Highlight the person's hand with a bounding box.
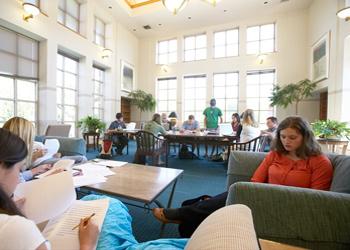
[32,149,47,161]
[79,219,100,250]
[31,164,52,176]
[47,168,64,176]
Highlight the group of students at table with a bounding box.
[0,114,334,249]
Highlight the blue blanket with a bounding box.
[82,195,188,250]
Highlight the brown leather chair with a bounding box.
[134,131,168,167]
[45,124,71,137]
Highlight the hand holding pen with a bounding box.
[74,213,100,250]
[72,213,95,230]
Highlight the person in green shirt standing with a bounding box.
[203,98,223,129]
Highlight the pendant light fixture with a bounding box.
[162,0,189,15]
[337,0,350,21]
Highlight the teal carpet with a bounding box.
[84,140,227,242]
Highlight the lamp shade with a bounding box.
[102,48,112,58]
[337,0,350,20]
[162,0,189,15]
[202,0,222,6]
[23,0,40,16]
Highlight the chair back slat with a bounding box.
[230,136,269,153]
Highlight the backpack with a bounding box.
[179,145,197,159]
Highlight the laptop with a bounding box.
[218,123,233,135]
[126,122,136,130]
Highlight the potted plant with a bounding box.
[128,90,156,122]
[270,79,317,115]
[311,119,350,140]
[77,116,106,134]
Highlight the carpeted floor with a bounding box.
[84,140,227,242]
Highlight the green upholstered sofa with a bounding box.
[226,151,350,250]
[35,136,86,157]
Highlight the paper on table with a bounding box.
[33,139,60,166]
[95,159,128,167]
[14,171,76,224]
[43,199,109,250]
[36,159,75,179]
[73,175,107,188]
[76,163,115,177]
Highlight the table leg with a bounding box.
[159,178,178,237]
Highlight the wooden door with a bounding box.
[121,97,131,123]
[319,91,328,120]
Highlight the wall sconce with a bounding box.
[101,48,112,59]
[257,54,267,64]
[22,0,40,22]
[337,0,350,21]
[161,64,169,73]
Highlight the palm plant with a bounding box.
[128,90,156,122]
[270,79,317,115]
[311,119,350,139]
[77,116,106,133]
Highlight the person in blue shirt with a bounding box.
[107,113,128,155]
[181,115,200,131]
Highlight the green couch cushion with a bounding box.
[328,154,350,194]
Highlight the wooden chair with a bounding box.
[230,135,268,153]
[134,131,168,167]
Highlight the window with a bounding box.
[94,17,105,47]
[58,0,80,32]
[183,75,206,123]
[214,28,239,58]
[156,39,177,64]
[156,77,177,114]
[246,70,276,126]
[184,34,207,61]
[56,53,78,137]
[93,66,104,120]
[0,27,39,127]
[246,23,275,55]
[213,72,239,122]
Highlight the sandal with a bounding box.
[152,208,182,224]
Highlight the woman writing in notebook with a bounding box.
[0,128,187,250]
[152,116,334,237]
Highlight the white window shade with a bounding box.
[0,51,16,75]
[0,28,16,53]
[18,36,38,60]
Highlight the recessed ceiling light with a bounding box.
[188,16,191,19]
[108,6,112,9]
[264,1,268,4]
[158,23,162,26]
[223,9,227,12]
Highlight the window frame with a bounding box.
[94,17,106,47]
[57,0,81,33]
[213,28,239,58]
[183,33,207,62]
[246,23,276,55]
[156,77,177,114]
[92,66,105,120]
[56,52,79,137]
[212,71,239,122]
[156,38,178,65]
[246,69,276,127]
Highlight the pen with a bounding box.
[72,213,95,230]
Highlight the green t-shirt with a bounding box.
[203,107,222,129]
[144,121,166,136]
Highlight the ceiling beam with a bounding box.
[124,0,161,9]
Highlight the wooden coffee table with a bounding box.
[82,163,183,209]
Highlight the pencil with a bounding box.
[71,213,95,230]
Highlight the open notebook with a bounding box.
[14,172,109,250]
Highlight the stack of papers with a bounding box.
[92,159,128,167]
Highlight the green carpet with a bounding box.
[85,140,227,242]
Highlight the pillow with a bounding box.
[185,204,259,250]
[328,154,350,194]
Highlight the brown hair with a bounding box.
[242,109,258,128]
[152,113,161,125]
[271,116,321,158]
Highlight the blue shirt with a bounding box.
[182,120,200,131]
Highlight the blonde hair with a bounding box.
[242,109,259,128]
[3,117,35,169]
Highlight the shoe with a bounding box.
[152,208,181,224]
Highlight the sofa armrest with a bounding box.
[43,136,86,156]
[226,151,267,190]
[227,182,350,247]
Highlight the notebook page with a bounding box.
[43,199,109,250]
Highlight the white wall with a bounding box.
[138,8,316,123]
[308,0,350,122]
[0,0,139,135]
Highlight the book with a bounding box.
[32,139,60,166]
[14,172,109,250]
[36,159,75,179]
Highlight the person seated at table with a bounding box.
[144,113,167,136]
[0,128,188,250]
[181,115,200,132]
[3,117,86,181]
[168,111,179,130]
[161,113,170,131]
[231,113,242,141]
[240,109,260,142]
[152,116,333,238]
[107,113,128,155]
[261,116,279,151]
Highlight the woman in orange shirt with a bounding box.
[153,116,333,237]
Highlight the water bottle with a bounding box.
[172,126,176,134]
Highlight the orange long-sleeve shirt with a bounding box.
[251,151,333,190]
